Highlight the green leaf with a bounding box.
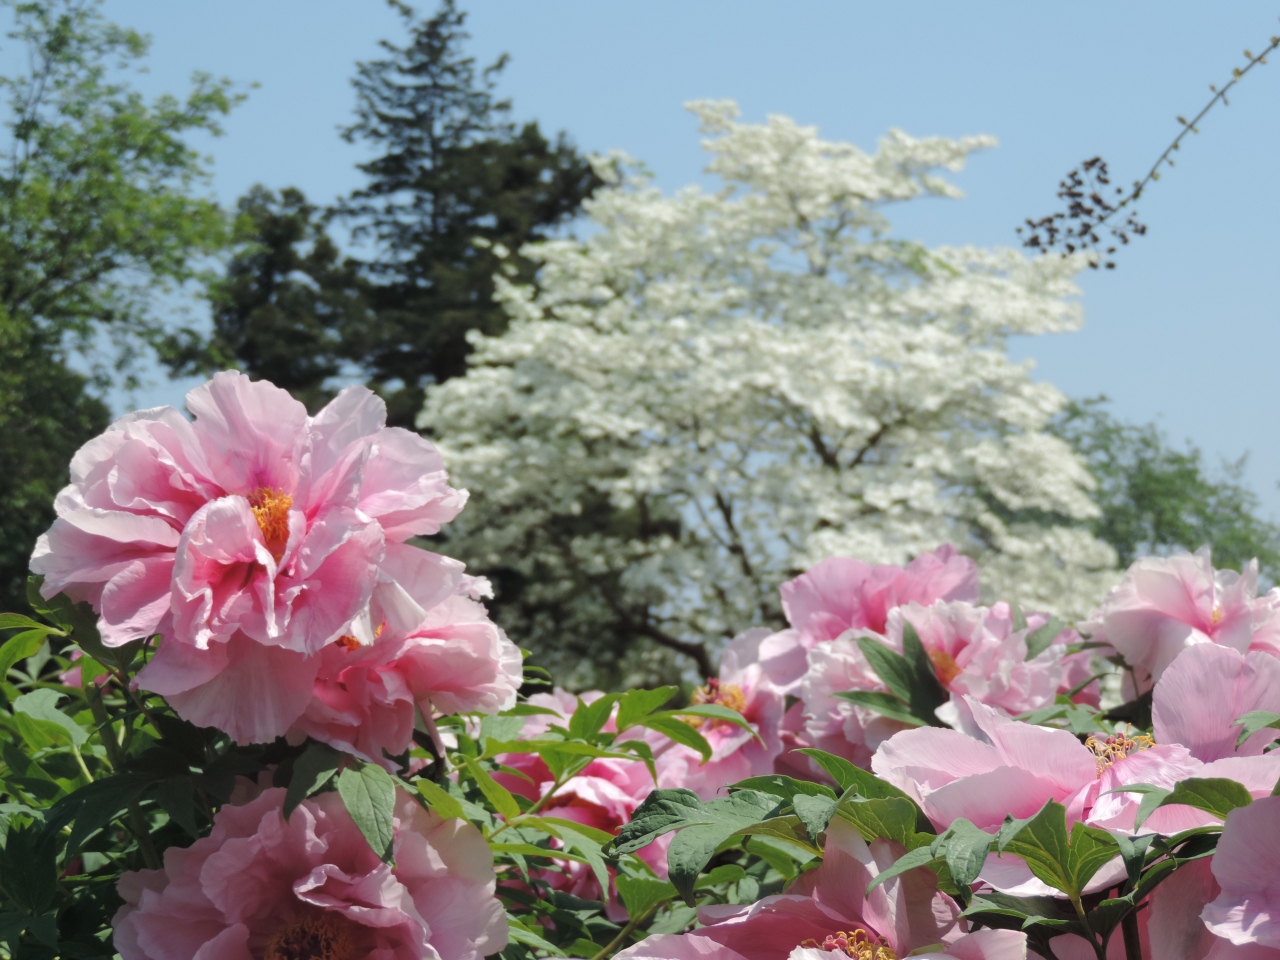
[1025,618,1066,660]
[54,772,153,857]
[568,693,622,740]
[834,690,930,727]
[553,821,612,894]
[937,819,995,891]
[696,864,747,889]
[1233,710,1280,750]
[794,749,915,802]
[854,626,948,727]
[655,703,756,738]
[336,764,397,863]
[1011,605,1028,631]
[638,715,714,762]
[1145,777,1254,827]
[0,629,50,678]
[999,800,1119,900]
[507,919,568,956]
[836,797,928,848]
[616,875,676,918]
[416,777,465,821]
[729,814,822,855]
[0,614,58,634]
[13,689,87,747]
[615,687,677,731]
[729,774,837,803]
[793,793,838,842]
[963,891,1083,935]
[461,755,522,820]
[613,788,782,905]
[154,775,198,836]
[284,741,344,819]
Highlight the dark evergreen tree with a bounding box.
[337,0,601,425]
[171,186,372,412]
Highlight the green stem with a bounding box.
[587,903,661,960]
[70,742,93,783]
[1121,909,1142,960]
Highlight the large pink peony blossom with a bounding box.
[872,646,1280,896]
[780,546,980,647]
[31,372,467,744]
[113,785,506,960]
[288,544,522,768]
[1082,548,1279,693]
[649,629,789,799]
[616,817,1025,960]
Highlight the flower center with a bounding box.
[688,679,747,727]
[801,930,897,960]
[335,634,361,652]
[263,913,356,960]
[1210,605,1223,627]
[248,487,293,559]
[927,649,962,686]
[1085,733,1155,776]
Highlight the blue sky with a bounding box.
[96,1,1280,514]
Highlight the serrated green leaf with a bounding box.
[568,693,622,740]
[1148,777,1253,826]
[337,764,397,863]
[284,741,344,819]
[836,796,928,849]
[999,800,1118,900]
[938,819,995,890]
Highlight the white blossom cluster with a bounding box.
[421,101,1117,680]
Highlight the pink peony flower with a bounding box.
[780,546,979,647]
[31,372,467,744]
[793,602,1072,771]
[616,818,1025,960]
[872,646,1280,896]
[1082,548,1273,693]
[889,602,1067,719]
[288,544,522,768]
[649,629,789,799]
[112,785,507,960]
[1202,797,1280,952]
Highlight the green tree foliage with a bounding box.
[0,0,240,610]
[1056,399,1280,581]
[335,0,601,425]
[0,322,107,614]
[171,186,372,412]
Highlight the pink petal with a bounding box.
[1153,645,1280,761]
[186,370,307,494]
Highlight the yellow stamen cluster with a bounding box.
[264,913,356,960]
[1210,605,1224,626]
[927,649,962,686]
[248,487,293,559]
[336,634,361,652]
[1085,733,1155,776]
[686,679,747,728]
[801,929,897,960]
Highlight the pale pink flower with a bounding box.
[112,785,506,960]
[1082,549,1268,693]
[1202,797,1280,952]
[288,544,522,767]
[31,372,467,744]
[780,546,979,647]
[650,629,789,799]
[616,818,1025,960]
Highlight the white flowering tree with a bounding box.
[421,101,1116,685]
